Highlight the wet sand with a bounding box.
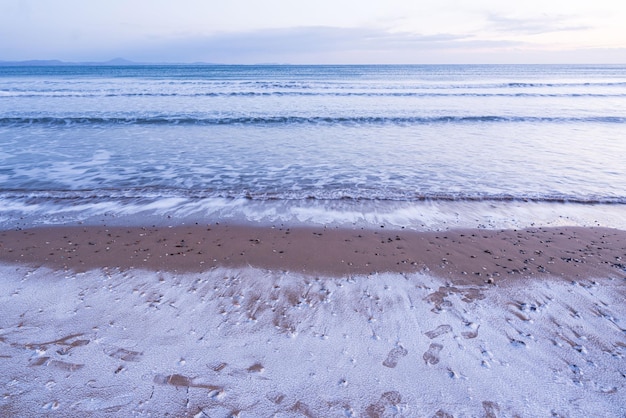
[0,224,625,282]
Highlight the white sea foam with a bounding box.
[2,197,626,232]
[0,264,623,416]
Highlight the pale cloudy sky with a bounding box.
[1,0,624,63]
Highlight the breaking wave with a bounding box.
[1,115,625,127]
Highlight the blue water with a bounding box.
[1,64,625,229]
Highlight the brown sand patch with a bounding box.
[0,224,624,283]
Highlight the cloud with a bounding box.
[118,26,521,64]
[486,14,589,35]
[202,27,470,53]
[4,22,618,64]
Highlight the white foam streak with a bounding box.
[2,198,626,231]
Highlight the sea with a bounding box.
[1,64,625,230]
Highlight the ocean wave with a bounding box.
[1,115,625,127]
[504,81,626,88]
[2,189,625,205]
[2,90,626,98]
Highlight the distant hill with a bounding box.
[0,58,140,66]
[100,58,137,65]
[0,58,228,66]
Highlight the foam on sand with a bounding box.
[0,263,624,416]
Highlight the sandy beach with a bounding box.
[0,223,625,417]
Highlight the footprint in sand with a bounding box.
[382,345,408,368]
[424,324,452,339]
[423,343,443,365]
[482,400,500,418]
[289,401,315,417]
[247,362,265,373]
[153,373,223,394]
[365,391,402,418]
[462,324,480,339]
[104,347,143,362]
[49,359,84,372]
[28,357,84,371]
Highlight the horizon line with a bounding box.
[1,59,625,67]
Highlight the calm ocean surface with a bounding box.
[1,64,625,229]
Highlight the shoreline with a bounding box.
[1,223,624,282]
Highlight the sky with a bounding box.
[0,0,625,64]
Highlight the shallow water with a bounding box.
[1,64,625,228]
